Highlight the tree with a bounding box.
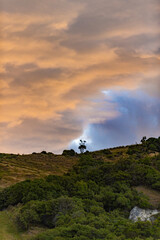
[78,140,86,154]
[141,136,147,144]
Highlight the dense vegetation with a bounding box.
[0,137,160,239]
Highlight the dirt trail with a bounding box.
[135,185,160,208]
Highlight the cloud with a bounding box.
[70,90,160,151]
[0,0,83,16]
[0,0,160,153]
[141,75,160,97]
[0,112,82,154]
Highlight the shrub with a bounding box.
[0,179,64,210]
[62,149,76,156]
[16,197,83,230]
[41,151,47,154]
[102,149,112,155]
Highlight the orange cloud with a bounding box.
[0,0,159,153]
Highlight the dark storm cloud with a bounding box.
[71,91,160,151]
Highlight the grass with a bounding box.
[0,153,79,188]
[0,149,128,188]
[0,146,145,188]
[0,209,46,240]
[0,210,24,240]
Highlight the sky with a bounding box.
[0,0,160,154]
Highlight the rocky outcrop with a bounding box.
[129,206,160,222]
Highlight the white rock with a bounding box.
[129,206,160,222]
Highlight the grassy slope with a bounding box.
[0,210,45,240]
[0,147,129,188]
[0,146,160,240]
[0,210,24,240]
[0,153,79,188]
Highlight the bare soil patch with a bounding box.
[135,185,160,208]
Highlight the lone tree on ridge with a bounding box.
[78,140,86,154]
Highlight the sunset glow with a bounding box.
[0,0,160,153]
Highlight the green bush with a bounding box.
[16,197,83,230]
[0,179,64,210]
[62,149,76,156]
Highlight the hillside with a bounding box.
[0,147,130,188]
[0,136,160,240]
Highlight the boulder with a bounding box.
[129,206,160,222]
